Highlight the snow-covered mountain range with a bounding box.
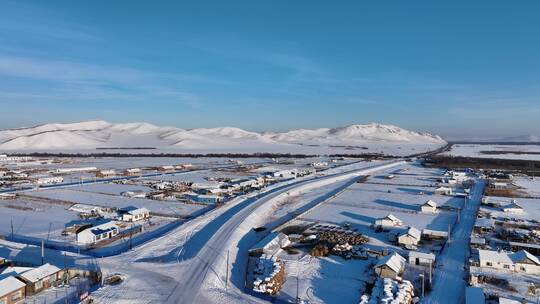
[0,121,446,155]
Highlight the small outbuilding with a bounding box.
[398,227,421,246]
[422,229,448,240]
[434,186,453,196]
[374,252,406,279]
[249,232,291,256]
[119,207,150,222]
[502,200,524,214]
[121,190,147,198]
[374,214,403,228]
[420,200,437,213]
[408,251,435,266]
[473,218,495,234]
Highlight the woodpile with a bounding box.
[359,277,415,304]
[304,223,369,245]
[310,244,329,257]
[252,255,285,295]
[331,243,367,259]
[317,230,368,245]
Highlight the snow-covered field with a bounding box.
[299,164,460,240]
[25,188,205,217]
[442,144,540,160]
[0,197,79,240]
[72,182,153,195]
[279,254,371,303]
[302,182,459,232]
[514,176,540,196]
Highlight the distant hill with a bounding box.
[0,121,446,155]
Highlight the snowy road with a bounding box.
[423,179,485,304]
[165,160,405,304]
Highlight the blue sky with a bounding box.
[0,1,539,138]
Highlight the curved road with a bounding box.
[166,160,405,304]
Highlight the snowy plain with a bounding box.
[443,144,540,160]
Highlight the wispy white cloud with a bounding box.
[0,0,99,43]
[0,55,209,107]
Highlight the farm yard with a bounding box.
[246,162,474,303]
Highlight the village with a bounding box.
[1,153,540,304]
[467,171,540,304]
[0,153,364,303]
[245,163,472,303]
[0,154,350,250]
[244,163,540,304]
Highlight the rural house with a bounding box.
[96,169,116,178]
[77,221,119,245]
[18,263,61,296]
[0,276,25,304]
[158,165,175,172]
[123,168,141,176]
[478,249,540,274]
[189,194,223,204]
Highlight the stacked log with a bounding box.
[252,255,285,295]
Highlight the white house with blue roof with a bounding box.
[76,221,119,245]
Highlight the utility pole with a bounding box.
[429,261,432,287]
[448,224,451,244]
[47,222,52,240]
[10,218,14,240]
[63,252,68,285]
[63,252,68,303]
[225,250,230,291]
[296,275,300,303]
[457,208,460,224]
[420,272,425,298]
[41,239,45,265]
[129,223,133,250]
